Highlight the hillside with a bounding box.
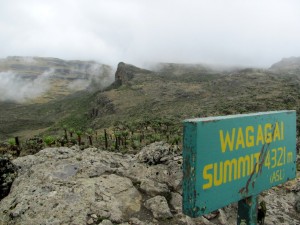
[1,58,300,142]
[89,63,300,131]
[270,57,300,74]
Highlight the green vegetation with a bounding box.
[43,136,55,147]
[7,138,16,146]
[1,60,300,157]
[0,116,183,156]
[75,130,83,146]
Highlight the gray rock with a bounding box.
[129,217,153,225]
[178,215,196,225]
[87,218,94,224]
[261,188,300,225]
[135,141,177,165]
[170,192,182,213]
[118,158,182,194]
[295,196,300,213]
[175,214,215,225]
[217,209,228,225]
[99,219,113,225]
[139,179,170,197]
[0,144,299,225]
[0,148,141,225]
[144,195,173,219]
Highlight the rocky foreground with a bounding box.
[1,142,300,225]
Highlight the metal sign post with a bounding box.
[182,111,296,224]
[237,196,258,225]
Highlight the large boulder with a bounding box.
[0,147,141,225]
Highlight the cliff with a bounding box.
[113,62,153,87]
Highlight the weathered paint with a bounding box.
[182,111,296,217]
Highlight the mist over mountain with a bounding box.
[0,70,53,102]
[0,56,114,103]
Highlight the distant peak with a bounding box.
[269,57,300,72]
[114,62,138,86]
[110,62,152,88]
[118,62,126,66]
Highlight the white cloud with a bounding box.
[0,0,300,67]
[0,70,53,102]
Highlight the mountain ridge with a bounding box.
[1,57,300,141]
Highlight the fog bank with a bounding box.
[0,70,53,103]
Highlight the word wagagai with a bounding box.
[183,111,296,217]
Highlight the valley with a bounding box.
[0,56,300,154]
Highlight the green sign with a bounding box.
[182,111,296,217]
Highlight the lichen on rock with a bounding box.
[0,143,299,225]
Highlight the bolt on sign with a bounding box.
[182,111,296,218]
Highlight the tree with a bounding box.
[127,122,136,135]
[104,129,108,149]
[63,125,68,141]
[76,130,83,146]
[114,131,121,150]
[86,128,94,146]
[69,127,75,138]
[121,130,129,147]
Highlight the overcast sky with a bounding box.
[0,0,300,67]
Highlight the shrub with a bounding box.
[7,138,16,146]
[43,136,55,146]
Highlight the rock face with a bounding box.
[113,62,152,87]
[114,62,135,86]
[0,156,17,200]
[0,143,299,225]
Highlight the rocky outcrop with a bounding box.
[0,143,299,225]
[114,62,134,86]
[0,156,17,200]
[112,62,152,87]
